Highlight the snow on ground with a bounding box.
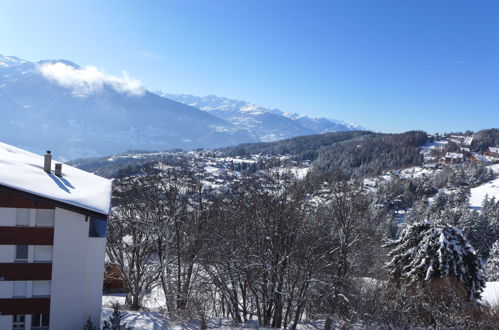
[399,166,438,179]
[470,175,499,209]
[101,310,326,330]
[489,163,499,174]
[103,288,166,310]
[291,167,309,180]
[107,152,168,161]
[102,289,327,329]
[101,282,499,328]
[482,282,499,306]
[102,294,324,329]
[272,167,309,180]
[204,165,220,175]
[219,157,257,164]
[420,140,448,151]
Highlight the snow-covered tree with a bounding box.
[384,221,486,300]
[430,191,449,214]
[451,187,470,208]
[485,241,499,281]
[460,210,494,259]
[103,303,133,330]
[482,196,499,237]
[404,201,428,225]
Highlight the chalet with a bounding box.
[444,152,464,164]
[485,147,499,158]
[463,136,474,146]
[447,135,474,147]
[0,142,112,330]
[103,264,124,294]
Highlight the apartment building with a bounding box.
[0,142,112,330]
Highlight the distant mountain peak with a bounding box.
[38,59,80,69]
[0,54,28,67]
[160,92,365,138]
[0,53,365,159]
[0,55,257,159]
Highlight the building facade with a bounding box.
[0,143,112,330]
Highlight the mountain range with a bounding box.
[0,54,363,159]
[160,93,363,142]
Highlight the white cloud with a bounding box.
[39,62,145,97]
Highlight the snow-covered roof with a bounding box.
[489,147,499,154]
[449,138,463,145]
[0,142,112,216]
[445,152,464,159]
[463,136,473,146]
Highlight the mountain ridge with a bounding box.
[0,54,365,159]
[0,54,256,159]
[160,93,365,140]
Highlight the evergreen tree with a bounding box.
[384,221,486,300]
[485,241,499,281]
[482,196,499,238]
[459,209,493,258]
[430,191,449,214]
[404,201,428,225]
[103,303,133,330]
[83,317,98,330]
[452,187,470,207]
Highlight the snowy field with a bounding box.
[470,164,499,209]
[101,282,499,329]
[482,281,499,306]
[102,289,324,329]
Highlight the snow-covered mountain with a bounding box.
[0,55,256,159]
[281,112,363,133]
[161,93,364,140]
[0,54,364,159]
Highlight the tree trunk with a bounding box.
[324,315,332,330]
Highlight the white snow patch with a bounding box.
[102,288,327,329]
[204,165,220,174]
[470,175,499,209]
[482,282,499,306]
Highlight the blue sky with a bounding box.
[1,0,498,133]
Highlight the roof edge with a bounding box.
[0,184,109,219]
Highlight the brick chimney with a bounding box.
[55,163,62,177]
[44,151,52,173]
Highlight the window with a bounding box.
[33,246,53,262]
[12,315,25,329]
[31,313,49,330]
[13,281,27,298]
[35,210,54,227]
[15,209,30,226]
[89,217,107,238]
[32,281,50,297]
[15,245,28,262]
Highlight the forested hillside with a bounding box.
[471,128,499,152]
[311,131,428,179]
[218,130,371,160]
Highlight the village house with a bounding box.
[444,152,465,164]
[485,146,499,158]
[0,142,112,330]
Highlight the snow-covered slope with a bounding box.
[161,93,363,141]
[482,281,499,306]
[0,141,111,215]
[470,164,499,208]
[0,55,256,159]
[282,111,363,133]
